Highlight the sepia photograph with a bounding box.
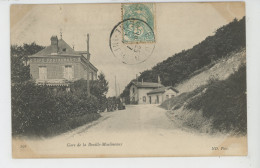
[10,2,247,158]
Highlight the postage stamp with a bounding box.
[109,19,155,64]
[121,3,155,43]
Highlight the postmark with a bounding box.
[121,3,155,43]
[109,18,155,65]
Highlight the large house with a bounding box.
[129,81,178,104]
[28,34,98,86]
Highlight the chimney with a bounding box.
[86,33,91,61]
[51,35,58,46]
[51,36,58,52]
[142,78,143,85]
[136,74,139,83]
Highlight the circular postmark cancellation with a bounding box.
[109,18,155,65]
[122,3,155,43]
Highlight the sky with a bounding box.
[10,2,245,96]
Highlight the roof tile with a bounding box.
[29,39,82,57]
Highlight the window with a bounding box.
[143,96,146,102]
[90,72,94,80]
[64,65,74,80]
[133,87,135,93]
[62,48,66,52]
[166,95,169,99]
[39,66,47,80]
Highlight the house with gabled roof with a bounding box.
[28,34,98,86]
[129,80,164,104]
[147,86,179,104]
[129,79,179,104]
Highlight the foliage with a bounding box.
[11,43,45,83]
[121,17,245,99]
[107,97,117,112]
[91,72,109,112]
[106,97,122,112]
[161,64,246,134]
[44,113,100,136]
[71,72,109,112]
[119,81,133,104]
[12,81,101,136]
[11,75,109,135]
[12,81,54,135]
[185,64,247,134]
[160,85,206,110]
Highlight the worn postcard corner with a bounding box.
[10,2,247,158]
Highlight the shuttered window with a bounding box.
[63,65,74,80]
[39,66,47,80]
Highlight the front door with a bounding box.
[156,95,159,104]
[149,96,151,104]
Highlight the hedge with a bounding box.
[12,81,100,136]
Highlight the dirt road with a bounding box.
[72,104,176,134]
[13,104,247,157]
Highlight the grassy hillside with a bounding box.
[175,48,246,93]
[121,17,245,101]
[161,62,246,135]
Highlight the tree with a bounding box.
[11,43,45,84]
[91,72,109,112]
[71,72,109,112]
[91,72,109,98]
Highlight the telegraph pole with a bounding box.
[86,34,90,96]
[115,76,118,97]
[118,84,120,96]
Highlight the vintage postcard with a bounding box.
[11,2,246,158]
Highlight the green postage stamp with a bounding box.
[121,3,155,43]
